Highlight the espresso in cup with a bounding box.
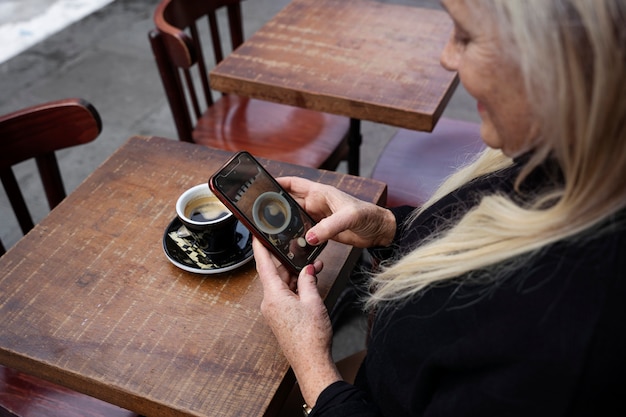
[176,184,237,253]
[185,195,230,223]
[252,191,292,235]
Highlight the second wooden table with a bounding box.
[210,0,458,174]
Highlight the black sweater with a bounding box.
[311,160,626,416]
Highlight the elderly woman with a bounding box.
[253,0,626,415]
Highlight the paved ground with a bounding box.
[0,0,479,361]
[0,0,115,62]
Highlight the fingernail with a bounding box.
[305,264,316,275]
[306,232,319,245]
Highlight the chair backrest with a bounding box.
[149,0,244,142]
[0,98,102,255]
[371,119,486,208]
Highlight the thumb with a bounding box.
[296,264,320,301]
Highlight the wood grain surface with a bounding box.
[210,0,458,132]
[0,136,386,416]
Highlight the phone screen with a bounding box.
[210,152,326,273]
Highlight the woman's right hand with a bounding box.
[277,176,397,248]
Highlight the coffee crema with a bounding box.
[261,203,287,229]
[252,192,291,234]
[185,196,229,223]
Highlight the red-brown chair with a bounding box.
[0,98,102,256]
[371,118,486,208]
[0,98,139,417]
[149,0,353,172]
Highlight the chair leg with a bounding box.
[347,118,362,176]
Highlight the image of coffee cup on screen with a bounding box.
[252,191,311,263]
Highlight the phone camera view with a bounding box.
[215,154,317,267]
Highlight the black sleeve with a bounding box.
[309,381,380,417]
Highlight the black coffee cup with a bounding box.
[176,184,237,253]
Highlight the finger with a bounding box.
[296,264,322,302]
[276,176,310,207]
[312,259,324,275]
[288,276,298,293]
[252,238,272,274]
[253,239,285,288]
[252,237,273,267]
[275,176,294,190]
[276,176,312,197]
[306,210,356,246]
[253,238,298,289]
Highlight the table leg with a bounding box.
[348,118,362,176]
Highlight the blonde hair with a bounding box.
[366,0,626,310]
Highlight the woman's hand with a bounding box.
[253,238,341,408]
[277,177,397,248]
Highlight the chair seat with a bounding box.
[372,118,485,208]
[150,0,355,173]
[193,95,350,170]
[0,365,139,417]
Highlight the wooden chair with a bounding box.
[149,0,352,172]
[0,98,139,417]
[0,98,101,256]
[371,118,486,208]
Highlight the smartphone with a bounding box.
[209,151,327,274]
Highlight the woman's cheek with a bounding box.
[479,119,502,151]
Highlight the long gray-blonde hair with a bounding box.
[366,0,626,310]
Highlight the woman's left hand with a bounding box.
[253,238,342,408]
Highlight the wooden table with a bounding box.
[0,136,386,417]
[210,0,458,175]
